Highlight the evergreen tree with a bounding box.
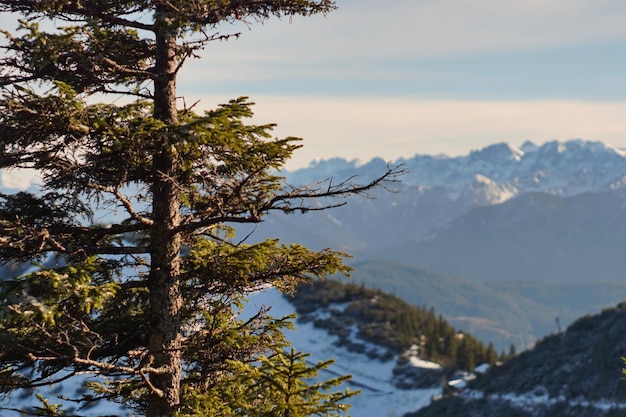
[485,342,498,365]
[0,1,400,416]
[456,337,476,371]
[188,348,358,417]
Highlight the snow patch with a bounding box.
[408,356,442,370]
[457,387,626,414]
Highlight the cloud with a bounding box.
[0,169,40,190]
[5,1,626,63]
[173,0,626,92]
[202,0,626,61]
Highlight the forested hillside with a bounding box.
[409,303,626,417]
[289,280,501,375]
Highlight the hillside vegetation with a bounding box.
[289,279,500,374]
[409,303,626,417]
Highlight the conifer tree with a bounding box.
[0,1,400,416]
[179,348,358,417]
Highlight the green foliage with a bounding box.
[1,20,151,93]
[180,348,356,417]
[184,238,350,297]
[0,229,355,414]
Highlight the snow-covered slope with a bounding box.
[245,288,440,417]
[411,302,626,417]
[0,288,438,417]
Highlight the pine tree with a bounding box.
[485,342,498,365]
[180,348,358,417]
[0,2,401,416]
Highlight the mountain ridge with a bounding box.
[286,139,626,203]
[356,188,626,282]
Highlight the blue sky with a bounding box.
[177,0,626,168]
[4,0,626,176]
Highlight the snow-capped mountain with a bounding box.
[243,139,626,353]
[253,139,626,253]
[286,139,626,205]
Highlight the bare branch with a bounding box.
[82,181,155,227]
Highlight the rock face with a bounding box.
[408,303,626,417]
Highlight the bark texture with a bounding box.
[148,10,183,417]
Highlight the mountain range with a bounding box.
[247,139,626,351]
[275,139,626,250]
[2,139,626,415]
[288,139,626,199]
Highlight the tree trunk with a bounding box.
[147,8,182,417]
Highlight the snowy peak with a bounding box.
[410,139,626,196]
[468,142,524,163]
[464,174,517,206]
[286,139,626,201]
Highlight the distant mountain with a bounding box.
[5,139,626,374]
[261,139,626,253]
[248,184,473,251]
[287,139,626,200]
[358,189,626,283]
[409,303,626,417]
[257,139,626,284]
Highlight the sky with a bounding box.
[176,0,626,168]
[5,1,626,172]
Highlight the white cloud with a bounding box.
[346,0,626,57]
[1,169,40,190]
[172,0,626,89]
[202,0,626,61]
